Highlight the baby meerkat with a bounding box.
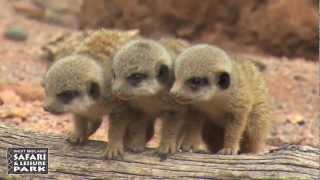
[107,38,188,160]
[170,44,271,154]
[43,29,139,146]
[43,55,110,145]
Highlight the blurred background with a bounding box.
[0,0,318,149]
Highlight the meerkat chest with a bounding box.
[194,97,232,127]
[197,107,228,127]
[82,102,108,119]
[130,97,164,116]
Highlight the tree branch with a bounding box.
[0,125,318,179]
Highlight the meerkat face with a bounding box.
[43,55,104,115]
[170,44,232,104]
[112,39,172,100]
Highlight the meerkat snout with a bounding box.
[169,83,183,99]
[43,98,65,114]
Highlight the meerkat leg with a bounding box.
[67,115,89,145]
[218,111,249,155]
[145,119,155,143]
[180,112,209,153]
[202,121,224,153]
[103,107,131,160]
[157,111,185,160]
[242,103,270,154]
[124,114,153,153]
[87,118,103,137]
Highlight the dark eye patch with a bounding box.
[217,72,230,90]
[157,65,169,84]
[89,82,100,99]
[186,77,209,91]
[57,90,80,104]
[127,73,148,86]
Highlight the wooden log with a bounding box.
[0,125,318,179]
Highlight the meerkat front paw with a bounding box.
[66,133,88,145]
[217,147,239,155]
[181,140,209,153]
[125,138,146,153]
[103,143,124,160]
[157,141,177,161]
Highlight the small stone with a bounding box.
[13,1,44,19]
[293,74,306,81]
[4,26,28,41]
[286,113,305,125]
[253,60,267,72]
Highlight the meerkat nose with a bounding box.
[169,84,180,96]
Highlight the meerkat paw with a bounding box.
[103,143,124,160]
[180,135,209,153]
[125,139,146,153]
[192,143,209,153]
[217,147,238,155]
[181,140,209,153]
[66,133,87,145]
[157,142,177,161]
[181,142,192,152]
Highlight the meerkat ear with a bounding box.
[88,82,100,99]
[217,72,230,90]
[157,64,170,84]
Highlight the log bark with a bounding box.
[0,125,318,179]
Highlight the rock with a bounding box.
[252,60,267,72]
[0,107,30,119]
[79,0,317,59]
[286,113,305,125]
[4,26,28,41]
[0,89,22,105]
[293,75,307,81]
[11,84,44,101]
[13,1,44,19]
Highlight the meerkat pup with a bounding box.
[43,55,112,145]
[170,44,271,154]
[43,29,138,146]
[106,38,188,160]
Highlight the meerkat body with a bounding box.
[170,44,271,154]
[107,38,190,160]
[43,55,109,145]
[43,29,139,145]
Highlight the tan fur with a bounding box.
[108,38,189,160]
[43,29,139,146]
[171,44,271,154]
[176,108,209,153]
[43,55,108,145]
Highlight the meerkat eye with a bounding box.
[127,73,148,86]
[157,65,169,83]
[57,90,80,104]
[88,82,100,99]
[217,72,230,90]
[186,77,209,91]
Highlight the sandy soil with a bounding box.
[0,0,318,150]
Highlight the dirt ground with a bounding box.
[0,0,318,150]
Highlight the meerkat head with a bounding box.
[112,39,172,100]
[43,55,104,115]
[170,44,232,104]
